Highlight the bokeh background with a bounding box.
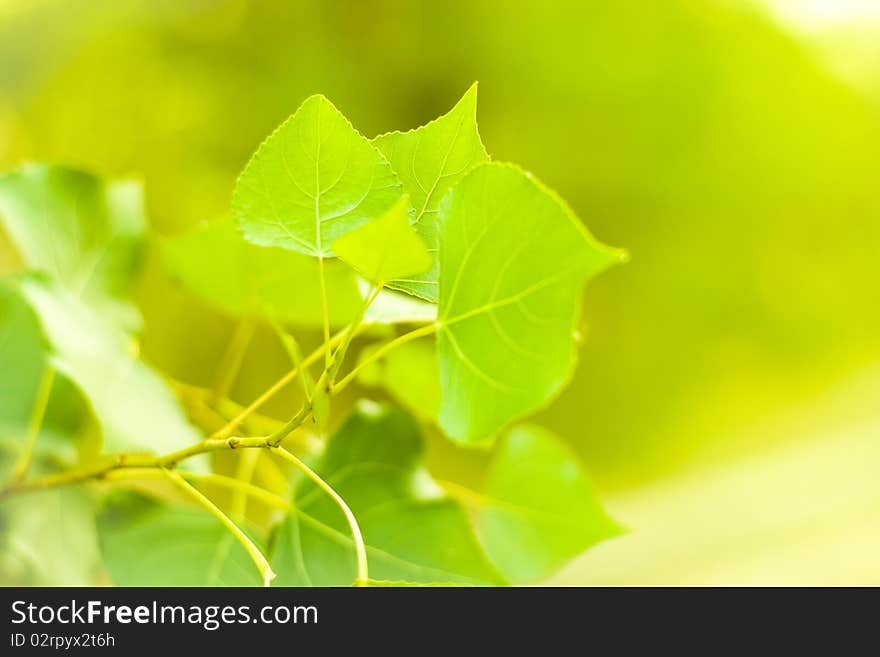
[1,0,878,584]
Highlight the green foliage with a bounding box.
[0,164,145,329]
[0,488,101,586]
[99,497,263,586]
[436,163,625,443]
[18,277,200,454]
[479,425,620,583]
[0,87,621,587]
[163,217,363,326]
[233,95,402,257]
[373,83,489,301]
[271,403,503,586]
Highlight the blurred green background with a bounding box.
[2,0,878,584]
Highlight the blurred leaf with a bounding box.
[332,195,431,284]
[18,277,200,455]
[0,488,100,585]
[163,217,362,327]
[478,425,619,583]
[0,164,145,329]
[374,83,488,302]
[0,280,51,435]
[271,403,503,585]
[436,163,623,444]
[98,497,263,586]
[0,281,88,463]
[233,95,402,257]
[356,340,441,421]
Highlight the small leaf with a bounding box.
[373,83,489,301]
[163,217,363,326]
[233,95,403,257]
[436,163,625,444]
[18,277,201,455]
[478,425,620,584]
[98,495,263,586]
[332,195,431,284]
[0,164,145,329]
[270,403,503,586]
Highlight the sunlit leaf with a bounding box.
[436,163,624,444]
[0,164,145,329]
[271,403,503,586]
[98,495,263,586]
[478,425,620,583]
[373,83,489,301]
[0,281,89,462]
[18,277,201,455]
[332,195,431,284]
[163,217,363,326]
[233,95,402,257]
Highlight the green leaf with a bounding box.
[373,83,489,301]
[332,195,431,284]
[233,95,402,257]
[0,281,88,461]
[0,489,101,585]
[17,277,201,455]
[271,403,503,586]
[98,495,263,586]
[478,425,620,583]
[436,163,625,444]
[0,164,145,329]
[163,217,363,326]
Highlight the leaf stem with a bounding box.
[209,330,346,440]
[317,254,332,371]
[333,322,437,393]
[162,468,276,587]
[10,364,56,482]
[101,468,290,511]
[270,445,368,585]
[328,284,383,387]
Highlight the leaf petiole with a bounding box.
[333,322,437,394]
[270,445,368,585]
[10,364,56,483]
[162,468,276,587]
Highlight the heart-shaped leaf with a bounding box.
[270,403,503,586]
[436,163,624,444]
[478,425,620,583]
[233,95,402,257]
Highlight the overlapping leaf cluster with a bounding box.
[0,85,623,586]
